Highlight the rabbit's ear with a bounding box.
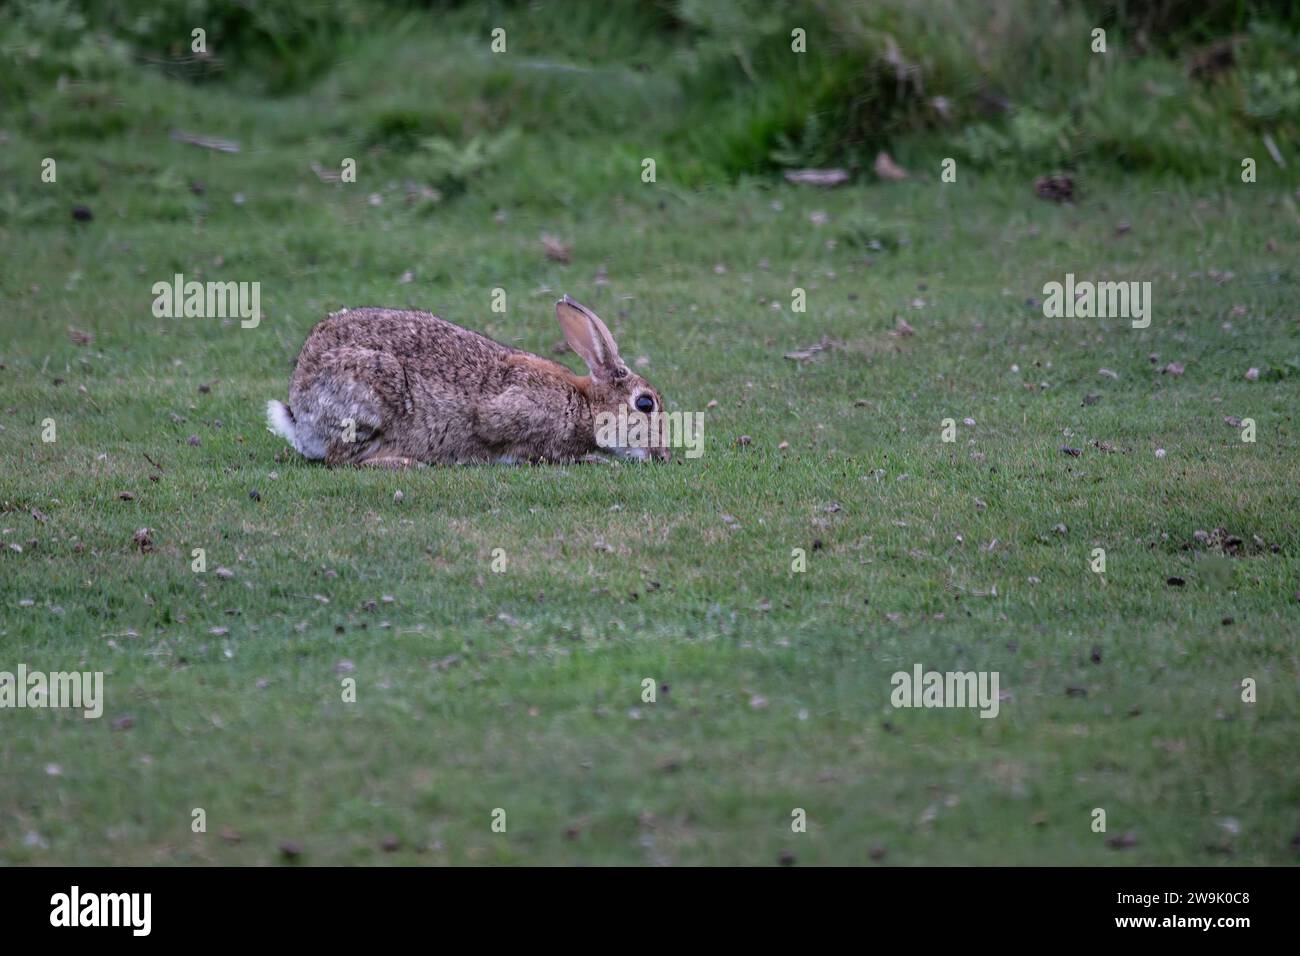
[556,295,627,382]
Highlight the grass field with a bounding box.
[2,6,1300,865]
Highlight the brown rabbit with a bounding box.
[267,296,670,466]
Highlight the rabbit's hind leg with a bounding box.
[296,399,382,465]
[357,454,418,469]
[290,357,395,464]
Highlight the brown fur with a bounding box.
[504,352,592,394]
[268,296,668,466]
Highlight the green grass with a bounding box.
[2,7,1300,865]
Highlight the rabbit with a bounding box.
[266,295,670,467]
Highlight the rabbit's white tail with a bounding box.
[266,400,321,458]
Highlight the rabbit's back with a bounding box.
[293,307,512,383]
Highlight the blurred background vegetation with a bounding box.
[2,0,1298,204]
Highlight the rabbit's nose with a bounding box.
[653,446,672,462]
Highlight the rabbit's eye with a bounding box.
[634,394,655,414]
